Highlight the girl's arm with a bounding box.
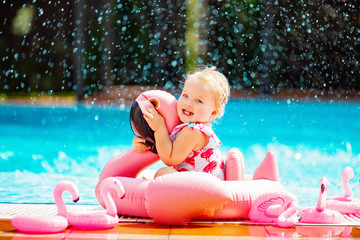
[143,104,207,166]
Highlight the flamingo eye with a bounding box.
[321,184,325,193]
[149,98,160,109]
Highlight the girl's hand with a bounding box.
[143,104,166,132]
[132,136,150,152]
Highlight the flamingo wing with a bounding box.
[257,197,286,218]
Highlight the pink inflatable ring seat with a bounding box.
[96,90,290,225]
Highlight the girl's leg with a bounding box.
[154,167,178,178]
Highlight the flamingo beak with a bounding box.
[73,197,80,203]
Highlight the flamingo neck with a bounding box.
[54,191,67,217]
[316,183,326,212]
[99,150,159,180]
[103,190,117,217]
[316,201,325,212]
[342,173,352,198]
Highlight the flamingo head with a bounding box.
[320,177,328,194]
[316,177,328,212]
[342,166,354,198]
[101,177,125,199]
[53,180,80,203]
[343,166,354,180]
[130,90,181,153]
[320,183,326,193]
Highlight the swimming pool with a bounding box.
[1,99,359,207]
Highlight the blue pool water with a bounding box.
[0,99,359,207]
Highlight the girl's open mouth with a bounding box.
[183,109,193,116]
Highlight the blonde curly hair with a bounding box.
[185,66,230,119]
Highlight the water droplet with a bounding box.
[171,60,177,67]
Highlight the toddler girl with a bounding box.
[134,66,230,179]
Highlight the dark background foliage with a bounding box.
[0,0,359,100]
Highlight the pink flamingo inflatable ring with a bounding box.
[95,89,297,225]
[326,166,360,214]
[68,177,125,230]
[11,180,79,233]
[298,176,343,224]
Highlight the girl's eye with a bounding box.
[196,99,203,103]
[182,94,188,98]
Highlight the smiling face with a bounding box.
[177,79,217,124]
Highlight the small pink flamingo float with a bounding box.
[298,176,343,224]
[68,177,125,230]
[11,180,79,233]
[326,166,360,214]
